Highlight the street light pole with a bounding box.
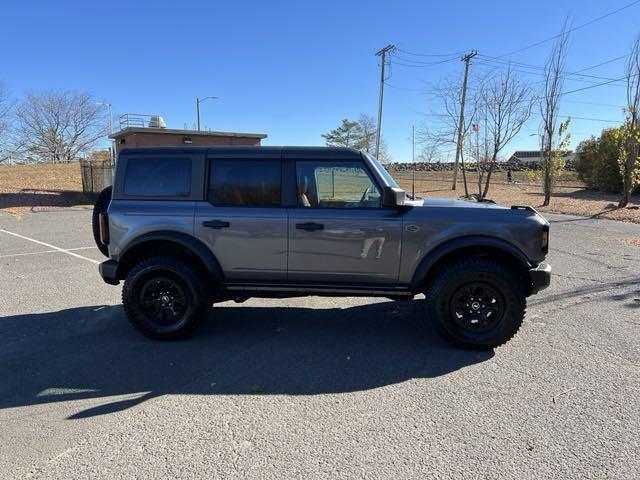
[97,102,114,163]
[196,96,220,131]
[196,97,200,131]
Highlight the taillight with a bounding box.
[99,213,110,245]
[541,225,549,253]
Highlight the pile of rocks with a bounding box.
[386,160,575,172]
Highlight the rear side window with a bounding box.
[124,157,191,197]
[209,159,281,206]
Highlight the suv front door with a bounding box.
[195,156,287,281]
[287,159,402,284]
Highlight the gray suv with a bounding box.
[94,146,551,349]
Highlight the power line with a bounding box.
[495,0,640,58]
[476,54,626,83]
[391,52,459,64]
[384,82,429,92]
[572,54,629,73]
[473,60,626,86]
[561,72,639,96]
[528,112,622,123]
[390,57,459,68]
[563,99,626,108]
[395,47,468,57]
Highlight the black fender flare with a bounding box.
[117,231,224,282]
[409,235,531,290]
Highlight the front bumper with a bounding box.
[99,259,119,285]
[529,262,551,294]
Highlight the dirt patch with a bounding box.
[0,163,94,216]
[621,237,640,247]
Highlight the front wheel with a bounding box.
[122,256,211,340]
[424,258,526,349]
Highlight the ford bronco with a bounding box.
[94,146,551,349]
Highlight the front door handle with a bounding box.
[296,222,324,231]
[203,220,230,229]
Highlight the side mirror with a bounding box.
[382,186,406,208]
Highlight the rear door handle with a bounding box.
[296,222,324,231]
[203,220,230,229]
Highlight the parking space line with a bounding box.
[0,246,97,260]
[0,229,100,264]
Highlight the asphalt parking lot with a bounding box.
[1,207,639,479]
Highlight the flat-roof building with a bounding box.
[108,114,267,154]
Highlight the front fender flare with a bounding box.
[409,235,531,290]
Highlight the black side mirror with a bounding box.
[382,186,406,208]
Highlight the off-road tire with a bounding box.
[92,186,112,257]
[122,256,211,340]
[424,258,526,349]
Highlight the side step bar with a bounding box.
[220,282,414,298]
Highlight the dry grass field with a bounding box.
[391,170,640,224]
[0,163,91,216]
[0,162,639,223]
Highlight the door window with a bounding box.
[209,159,281,206]
[296,161,381,208]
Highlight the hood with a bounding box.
[410,197,509,210]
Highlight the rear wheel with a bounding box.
[424,258,526,349]
[122,256,211,340]
[92,186,112,257]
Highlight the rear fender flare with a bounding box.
[118,231,224,282]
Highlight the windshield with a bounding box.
[364,152,398,187]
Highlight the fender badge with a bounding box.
[405,224,420,233]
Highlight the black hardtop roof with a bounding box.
[119,146,363,160]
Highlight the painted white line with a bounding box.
[0,229,100,264]
[0,246,97,260]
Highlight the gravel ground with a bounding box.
[0,208,639,479]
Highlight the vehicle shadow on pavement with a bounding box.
[0,300,493,419]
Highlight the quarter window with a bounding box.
[209,159,281,206]
[124,157,191,197]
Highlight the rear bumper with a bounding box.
[529,262,551,294]
[99,259,119,285]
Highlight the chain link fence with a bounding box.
[79,159,113,194]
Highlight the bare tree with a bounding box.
[416,138,441,163]
[357,114,390,161]
[540,24,570,206]
[480,65,533,199]
[419,76,482,195]
[619,33,640,207]
[14,90,107,163]
[0,82,13,163]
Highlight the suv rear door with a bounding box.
[194,152,287,281]
[286,155,402,284]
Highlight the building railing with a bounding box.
[119,113,165,129]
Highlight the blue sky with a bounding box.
[1,0,638,161]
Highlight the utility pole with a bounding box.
[411,125,416,199]
[451,50,477,190]
[375,44,395,159]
